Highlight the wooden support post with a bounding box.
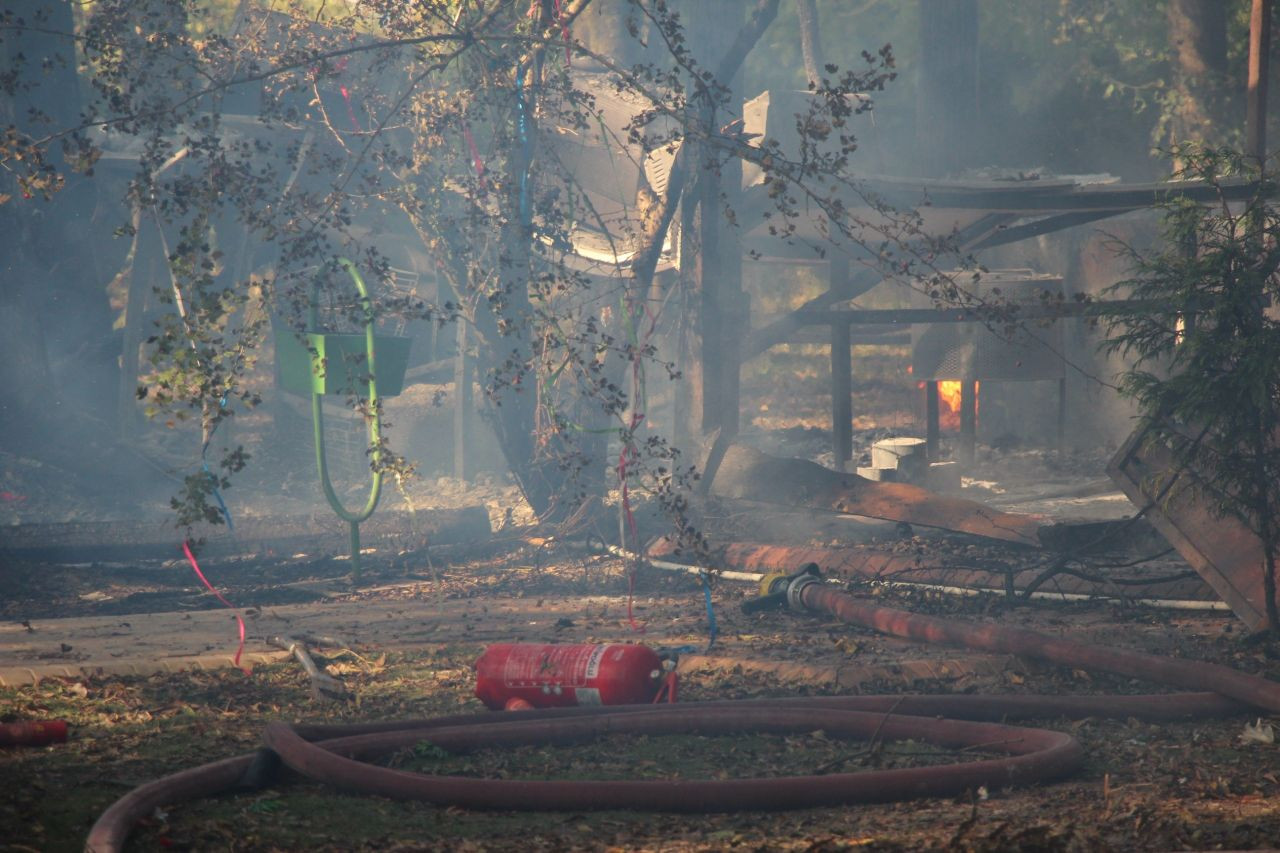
[1247,0,1272,164]
[674,174,703,455]
[719,151,745,439]
[1057,377,1067,455]
[925,380,940,459]
[828,257,852,469]
[453,321,472,481]
[959,379,977,465]
[697,149,723,436]
[720,292,744,437]
[831,320,851,470]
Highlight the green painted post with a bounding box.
[308,258,384,575]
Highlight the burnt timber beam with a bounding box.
[746,265,881,357]
[794,299,1158,327]
[969,209,1133,252]
[775,328,910,345]
[744,213,1016,359]
[858,177,1269,214]
[735,177,1270,232]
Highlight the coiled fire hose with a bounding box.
[87,563,1276,853]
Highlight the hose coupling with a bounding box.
[740,562,823,615]
[786,573,821,611]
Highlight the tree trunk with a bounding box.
[1167,0,1229,151]
[575,0,658,68]
[1263,538,1279,633]
[0,1,89,450]
[795,0,825,88]
[475,0,778,521]
[916,0,979,178]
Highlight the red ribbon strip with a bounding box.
[182,540,247,671]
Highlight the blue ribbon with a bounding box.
[515,65,532,227]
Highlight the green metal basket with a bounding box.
[275,329,411,397]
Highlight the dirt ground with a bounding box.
[2,535,1279,852]
[2,353,1279,851]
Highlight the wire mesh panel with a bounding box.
[322,405,369,481]
[911,272,1065,381]
[382,266,421,337]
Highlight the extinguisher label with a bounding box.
[584,644,609,680]
[501,643,606,687]
[574,687,602,705]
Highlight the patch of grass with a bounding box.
[390,731,974,783]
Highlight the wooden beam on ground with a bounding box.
[708,443,1044,546]
[1108,432,1270,632]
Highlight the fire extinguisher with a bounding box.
[0,720,68,747]
[474,643,665,710]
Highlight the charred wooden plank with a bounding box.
[708,443,1045,547]
[1108,429,1271,632]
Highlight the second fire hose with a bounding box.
[748,563,1280,713]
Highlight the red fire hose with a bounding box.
[792,577,1280,713]
[87,572,1279,852]
[87,686,1239,845]
[262,704,1082,811]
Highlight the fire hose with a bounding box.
[747,563,1280,711]
[87,563,1277,853]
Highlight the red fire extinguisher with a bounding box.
[0,720,68,747]
[474,643,665,710]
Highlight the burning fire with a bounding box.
[918,380,978,431]
[938,380,964,419]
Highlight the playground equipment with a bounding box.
[275,258,410,572]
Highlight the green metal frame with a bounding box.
[309,258,386,573]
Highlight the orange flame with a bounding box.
[919,380,978,431]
